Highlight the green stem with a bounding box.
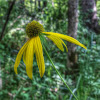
[43,45,78,100]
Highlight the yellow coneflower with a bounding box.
[14,20,87,79]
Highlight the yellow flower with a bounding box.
[14,20,87,79]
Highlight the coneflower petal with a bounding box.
[60,39,68,52]
[26,38,34,79]
[43,32,87,50]
[47,35,64,52]
[34,36,45,78]
[23,48,27,65]
[14,39,30,74]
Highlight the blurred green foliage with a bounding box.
[0,0,100,100]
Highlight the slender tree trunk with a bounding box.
[38,0,41,11]
[80,0,100,34]
[43,0,47,8]
[35,0,37,10]
[66,0,79,76]
[0,0,16,41]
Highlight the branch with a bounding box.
[0,0,16,41]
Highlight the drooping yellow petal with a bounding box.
[43,32,87,49]
[34,36,45,78]
[25,38,34,79]
[60,39,68,52]
[47,35,64,52]
[14,39,30,74]
[23,48,27,65]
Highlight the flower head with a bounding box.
[26,20,44,37]
[14,20,87,79]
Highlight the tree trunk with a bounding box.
[66,0,79,76]
[35,0,37,10]
[43,0,47,8]
[80,0,100,34]
[38,0,41,11]
[0,0,16,41]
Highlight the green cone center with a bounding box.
[26,20,44,38]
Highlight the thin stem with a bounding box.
[43,45,78,100]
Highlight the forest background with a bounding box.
[0,0,100,100]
